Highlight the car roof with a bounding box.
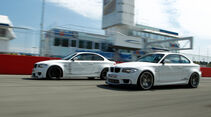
[148,52,191,60]
[149,52,183,55]
[76,52,101,55]
[75,52,108,60]
[144,52,193,63]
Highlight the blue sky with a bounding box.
[0,0,103,53]
[0,0,102,30]
[1,0,211,56]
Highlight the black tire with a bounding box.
[188,73,200,88]
[137,71,154,90]
[46,66,62,80]
[100,68,108,80]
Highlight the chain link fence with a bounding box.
[6,28,40,56]
[1,28,211,67]
[182,53,211,67]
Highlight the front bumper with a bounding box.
[106,72,139,85]
[32,68,47,79]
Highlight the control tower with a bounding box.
[102,0,135,35]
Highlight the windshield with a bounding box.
[137,54,164,63]
[62,53,77,60]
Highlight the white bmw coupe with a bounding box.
[106,52,201,89]
[32,52,115,80]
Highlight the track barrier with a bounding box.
[200,67,211,77]
[0,55,210,77]
[0,54,59,75]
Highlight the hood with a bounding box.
[115,62,157,68]
[36,60,68,64]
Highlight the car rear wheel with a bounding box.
[100,68,108,80]
[138,72,154,90]
[47,66,62,80]
[188,73,200,88]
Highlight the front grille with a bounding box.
[110,67,121,73]
[110,67,114,72]
[108,79,119,84]
[32,73,36,77]
[34,64,37,68]
[115,68,120,73]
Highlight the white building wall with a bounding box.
[49,46,77,57]
[0,39,9,52]
[0,15,15,53]
[42,29,108,57]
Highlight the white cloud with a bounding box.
[135,0,173,30]
[46,0,211,35]
[46,0,211,56]
[135,0,211,56]
[135,0,211,35]
[46,0,102,20]
[166,0,211,56]
[174,0,211,36]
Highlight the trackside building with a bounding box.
[40,0,192,61]
[0,15,15,53]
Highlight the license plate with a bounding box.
[108,74,117,78]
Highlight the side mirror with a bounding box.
[162,59,171,65]
[72,57,78,61]
[161,60,165,65]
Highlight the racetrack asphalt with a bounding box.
[0,75,210,117]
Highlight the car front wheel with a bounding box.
[46,66,62,80]
[138,71,154,90]
[188,73,200,88]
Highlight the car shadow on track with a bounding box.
[97,84,191,91]
[22,78,103,81]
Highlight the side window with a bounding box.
[95,43,100,49]
[79,40,85,48]
[0,28,6,37]
[71,40,76,47]
[92,54,104,61]
[180,55,190,64]
[86,41,92,49]
[62,38,69,47]
[75,54,92,61]
[101,43,107,51]
[54,38,60,46]
[164,54,180,63]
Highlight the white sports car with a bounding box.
[32,52,115,79]
[106,52,201,89]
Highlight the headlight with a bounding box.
[37,64,48,68]
[122,68,138,73]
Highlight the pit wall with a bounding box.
[0,54,59,75]
[0,54,210,77]
[200,67,211,77]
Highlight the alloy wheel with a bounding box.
[139,72,154,90]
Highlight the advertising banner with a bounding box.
[112,34,144,49]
